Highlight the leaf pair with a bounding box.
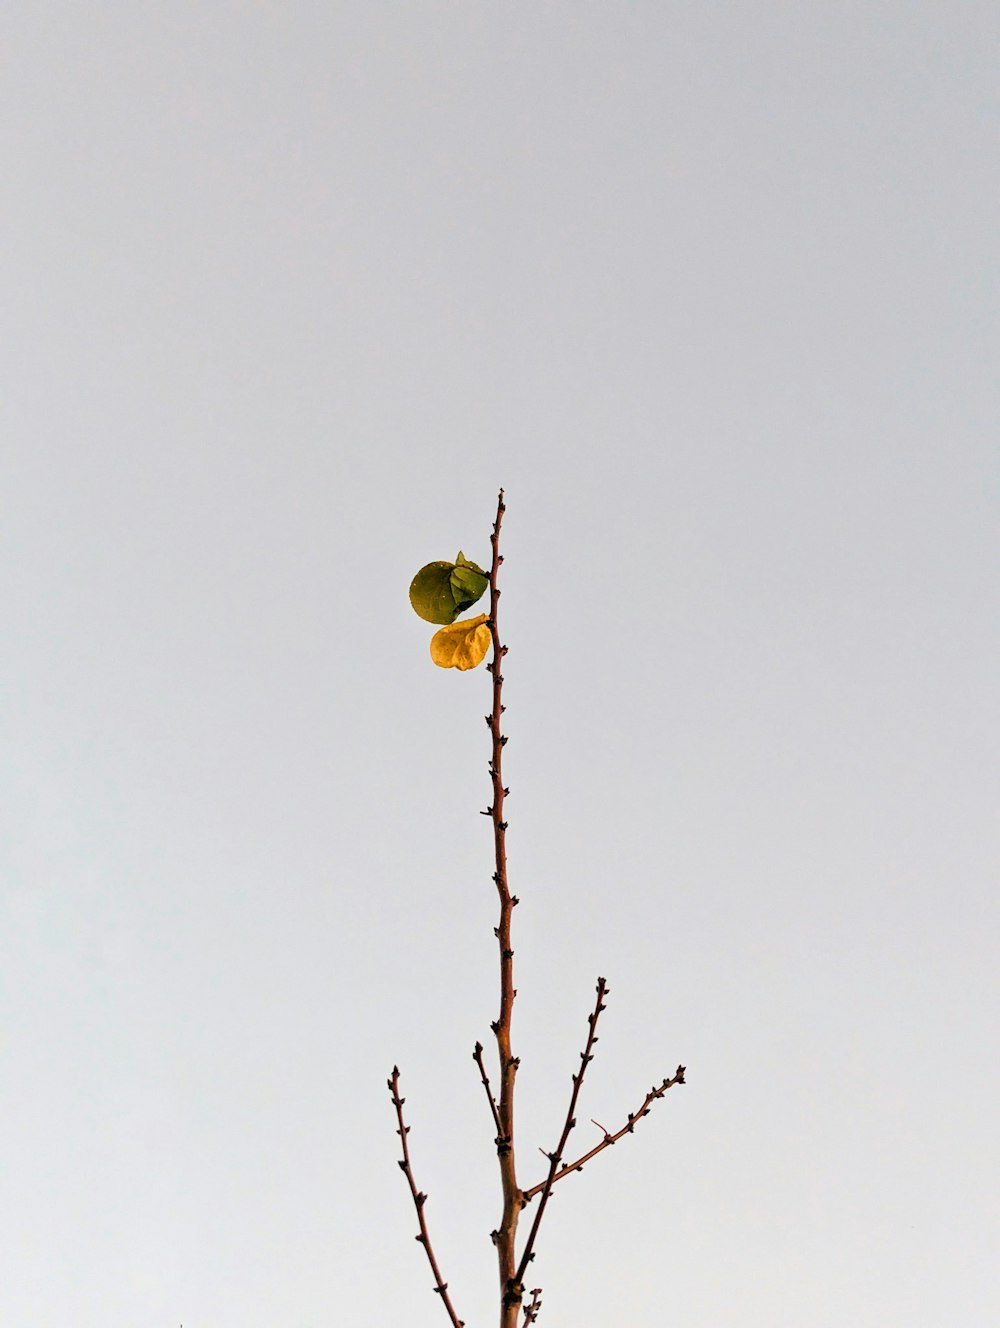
[409,553,491,670]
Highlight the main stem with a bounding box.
[485,490,524,1328]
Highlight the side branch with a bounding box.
[522,1287,543,1325]
[473,1040,503,1141]
[514,978,609,1287]
[387,1067,466,1328]
[522,1063,687,1203]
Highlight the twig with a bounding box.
[514,978,609,1287]
[522,1064,687,1202]
[473,1039,503,1141]
[387,1066,466,1328]
[522,1287,543,1325]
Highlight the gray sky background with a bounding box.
[2,4,997,1326]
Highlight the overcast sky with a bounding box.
[2,4,998,1326]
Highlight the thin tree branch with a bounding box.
[387,1066,466,1328]
[521,1063,687,1203]
[514,978,609,1287]
[473,1040,503,1141]
[483,489,526,1327]
[522,1287,543,1325]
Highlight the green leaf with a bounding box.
[410,553,489,623]
[450,558,489,614]
[409,561,462,624]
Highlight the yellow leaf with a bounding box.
[429,614,491,670]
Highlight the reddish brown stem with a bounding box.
[522,1063,687,1203]
[514,978,609,1288]
[481,489,526,1327]
[387,1067,466,1328]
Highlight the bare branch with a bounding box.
[387,1067,466,1328]
[522,1064,687,1203]
[523,1287,543,1325]
[473,1040,503,1141]
[514,978,610,1287]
